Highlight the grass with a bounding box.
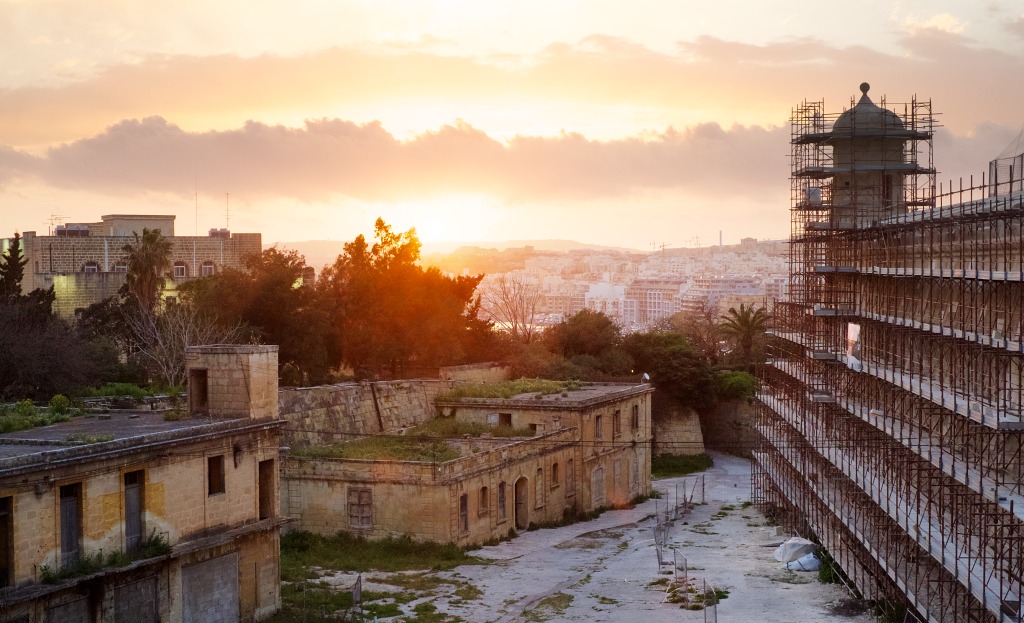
[436,379,585,401]
[651,453,713,479]
[40,549,133,584]
[280,531,481,581]
[523,592,574,622]
[0,402,72,433]
[412,417,535,438]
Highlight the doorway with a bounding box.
[514,477,529,530]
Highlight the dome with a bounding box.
[833,83,905,134]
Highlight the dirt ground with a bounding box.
[325,452,876,622]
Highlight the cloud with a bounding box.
[2,116,788,205]
[1,29,1022,148]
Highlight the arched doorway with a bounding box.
[514,477,529,529]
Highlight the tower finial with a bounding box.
[860,82,870,95]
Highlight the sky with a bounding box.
[1,1,1024,251]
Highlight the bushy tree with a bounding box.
[623,330,716,413]
[320,218,487,379]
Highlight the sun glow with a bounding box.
[379,194,507,245]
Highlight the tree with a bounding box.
[719,303,768,371]
[121,228,173,314]
[540,309,633,378]
[0,232,28,300]
[122,301,244,388]
[661,300,723,365]
[480,273,542,343]
[320,218,486,379]
[622,330,716,413]
[179,247,339,384]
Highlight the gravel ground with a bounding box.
[326,452,876,622]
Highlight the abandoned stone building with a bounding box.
[9,214,261,317]
[0,345,283,623]
[280,380,653,546]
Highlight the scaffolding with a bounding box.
[754,84,1024,623]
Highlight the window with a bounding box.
[594,415,603,440]
[566,460,575,496]
[189,369,209,414]
[479,486,489,516]
[631,405,640,431]
[201,262,216,276]
[498,413,512,427]
[348,488,372,529]
[259,459,275,520]
[173,263,188,278]
[459,494,469,533]
[82,262,99,273]
[498,482,507,520]
[613,410,621,437]
[534,468,544,509]
[113,262,128,273]
[551,463,560,489]
[60,483,82,569]
[207,455,225,495]
[0,497,11,587]
[124,470,144,553]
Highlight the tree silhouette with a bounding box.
[718,303,768,371]
[0,232,28,300]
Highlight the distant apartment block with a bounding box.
[754,83,1024,622]
[14,214,261,316]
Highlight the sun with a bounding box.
[381,194,506,245]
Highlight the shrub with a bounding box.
[48,394,72,415]
[13,399,36,418]
[714,370,756,400]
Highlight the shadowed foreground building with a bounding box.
[754,83,1024,622]
[0,345,284,623]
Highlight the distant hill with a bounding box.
[267,239,645,271]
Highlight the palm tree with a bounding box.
[121,228,173,314]
[719,304,768,371]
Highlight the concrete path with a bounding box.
[427,451,875,622]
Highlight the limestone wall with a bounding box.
[699,399,758,457]
[186,345,279,420]
[278,380,451,445]
[651,392,705,456]
[282,429,579,545]
[439,362,511,383]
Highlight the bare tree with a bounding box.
[123,303,244,387]
[480,273,542,343]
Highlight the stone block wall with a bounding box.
[186,345,279,420]
[439,362,511,383]
[278,380,450,445]
[651,392,705,456]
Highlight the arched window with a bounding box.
[201,261,216,276]
[81,261,99,273]
[113,262,128,273]
[173,262,188,278]
[551,463,560,489]
[498,482,507,520]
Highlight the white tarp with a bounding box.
[786,552,821,571]
[773,537,816,563]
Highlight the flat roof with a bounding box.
[436,382,652,410]
[0,411,278,475]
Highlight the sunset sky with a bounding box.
[2,0,1024,251]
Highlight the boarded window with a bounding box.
[0,497,11,587]
[566,459,576,496]
[498,482,507,520]
[631,404,640,431]
[60,483,82,569]
[208,456,225,496]
[595,415,603,440]
[498,413,512,427]
[478,486,489,516]
[551,463,560,489]
[348,488,372,529]
[459,494,469,533]
[613,410,621,437]
[534,468,544,508]
[124,470,144,553]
